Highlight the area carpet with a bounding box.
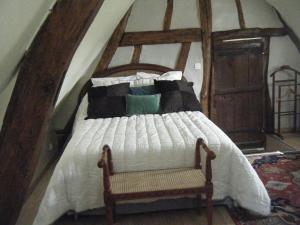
[229,151,300,225]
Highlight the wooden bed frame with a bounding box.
[62,63,215,224]
[61,63,179,136]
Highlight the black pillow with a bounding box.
[87,96,126,119]
[160,91,184,114]
[88,83,130,100]
[154,80,194,95]
[181,92,202,112]
[86,83,130,119]
[156,80,202,113]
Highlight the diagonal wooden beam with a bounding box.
[131,45,142,64]
[176,42,191,71]
[94,7,132,74]
[163,0,173,30]
[234,0,246,29]
[0,1,104,225]
[199,0,212,116]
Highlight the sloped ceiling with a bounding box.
[266,0,300,39]
[0,0,56,93]
[56,0,135,105]
[0,0,134,130]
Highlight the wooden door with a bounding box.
[211,39,266,148]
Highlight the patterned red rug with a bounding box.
[229,152,300,225]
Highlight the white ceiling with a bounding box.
[266,0,300,39]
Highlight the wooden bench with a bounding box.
[98,138,216,225]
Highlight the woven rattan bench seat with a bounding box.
[110,168,206,194]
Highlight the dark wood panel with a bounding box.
[120,28,202,46]
[211,39,265,148]
[0,1,104,225]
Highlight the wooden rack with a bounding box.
[270,65,300,138]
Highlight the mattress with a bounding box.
[33,97,270,225]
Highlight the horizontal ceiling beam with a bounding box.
[119,28,202,46]
[213,28,287,41]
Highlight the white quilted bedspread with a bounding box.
[33,106,270,225]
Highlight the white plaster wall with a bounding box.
[0,0,56,131]
[211,0,240,31]
[184,42,203,98]
[126,0,166,32]
[266,0,300,39]
[140,44,181,69]
[268,36,300,130]
[109,46,134,68]
[56,0,135,105]
[171,0,201,29]
[0,74,17,130]
[241,0,282,28]
[0,0,56,93]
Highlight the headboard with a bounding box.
[62,63,181,136]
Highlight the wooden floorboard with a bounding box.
[54,207,234,225]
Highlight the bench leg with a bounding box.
[206,192,213,225]
[196,194,202,214]
[104,196,114,225]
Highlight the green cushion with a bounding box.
[126,94,161,116]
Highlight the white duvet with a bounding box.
[33,98,270,225]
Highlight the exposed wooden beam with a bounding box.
[94,8,132,73]
[131,45,142,64]
[0,1,104,225]
[176,42,191,71]
[163,0,173,30]
[276,10,300,53]
[199,0,212,116]
[120,28,202,46]
[234,0,246,29]
[262,37,274,133]
[213,28,287,41]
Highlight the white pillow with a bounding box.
[137,71,182,81]
[136,72,160,79]
[91,75,137,87]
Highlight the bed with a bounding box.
[33,64,271,225]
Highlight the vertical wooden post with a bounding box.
[176,42,191,71]
[131,45,142,64]
[0,1,104,225]
[199,0,212,116]
[163,0,173,31]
